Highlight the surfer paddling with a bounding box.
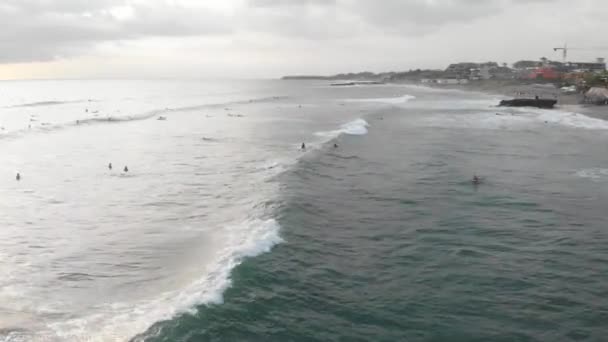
[472,175,481,185]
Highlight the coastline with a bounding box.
[401,79,608,121]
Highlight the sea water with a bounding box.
[1,80,607,342]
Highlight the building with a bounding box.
[562,59,606,72]
[526,67,560,80]
[513,60,540,70]
[444,63,479,79]
[445,62,508,80]
[489,66,515,79]
[517,58,606,80]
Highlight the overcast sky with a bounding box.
[1,0,607,79]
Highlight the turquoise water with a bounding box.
[138,87,608,341]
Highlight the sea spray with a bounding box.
[44,218,283,342]
[315,118,370,139]
[343,95,416,105]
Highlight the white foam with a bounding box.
[536,110,608,130]
[315,118,370,139]
[343,94,416,105]
[576,168,608,181]
[415,111,527,130]
[13,218,283,342]
[414,107,608,131]
[407,98,499,110]
[339,118,370,135]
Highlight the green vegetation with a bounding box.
[584,72,608,87]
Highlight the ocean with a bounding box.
[1,80,607,342]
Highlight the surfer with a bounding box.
[108,162,112,170]
[16,173,20,181]
[124,166,129,173]
[333,143,339,148]
[472,175,481,185]
[301,142,306,150]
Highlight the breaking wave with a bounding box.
[535,110,608,130]
[576,168,608,181]
[6,100,96,108]
[315,118,370,139]
[414,108,608,131]
[344,95,416,105]
[0,95,290,140]
[4,217,283,342]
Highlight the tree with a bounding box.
[584,72,608,87]
[513,60,539,69]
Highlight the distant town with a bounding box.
[283,56,608,104]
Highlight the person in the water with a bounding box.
[108,163,112,170]
[472,175,481,184]
[16,173,20,181]
[334,143,339,148]
[301,142,306,150]
[123,166,129,172]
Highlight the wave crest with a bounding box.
[40,218,283,342]
[344,94,416,105]
[576,168,608,181]
[315,118,370,139]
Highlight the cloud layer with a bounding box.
[1,0,606,78]
[0,0,229,63]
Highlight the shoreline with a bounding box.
[401,79,608,121]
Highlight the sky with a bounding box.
[1,0,607,79]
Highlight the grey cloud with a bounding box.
[248,0,337,8]
[1,0,123,15]
[0,0,573,64]
[241,3,350,39]
[346,0,501,32]
[244,0,562,38]
[242,0,363,39]
[0,1,230,63]
[120,4,230,37]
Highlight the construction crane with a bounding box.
[554,43,608,62]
